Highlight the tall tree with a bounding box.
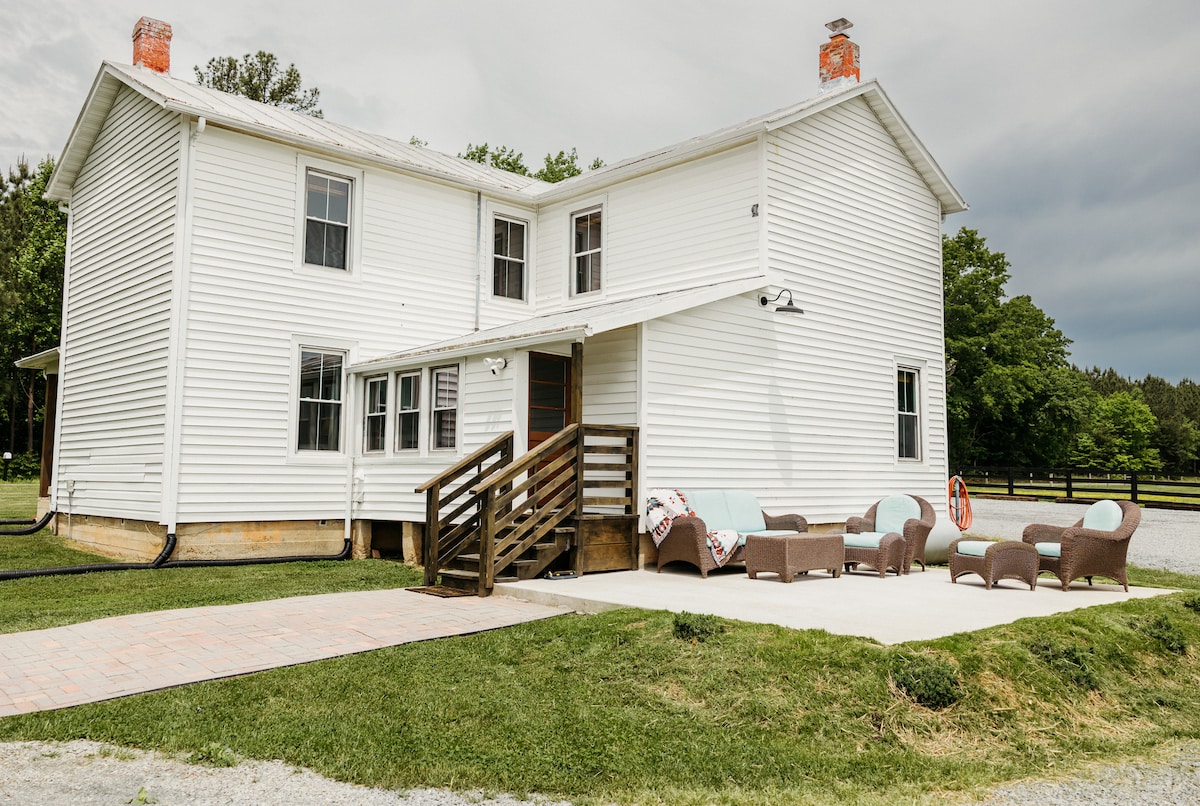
[0,158,65,456]
[194,52,322,117]
[1070,389,1162,471]
[460,143,603,182]
[459,143,530,176]
[942,227,1085,466]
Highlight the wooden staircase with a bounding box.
[416,424,639,596]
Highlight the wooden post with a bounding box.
[424,483,440,586]
[1130,472,1139,503]
[1065,467,1073,500]
[480,486,496,595]
[39,374,57,499]
[1007,467,1015,497]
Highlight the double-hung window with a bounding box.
[493,216,527,300]
[304,170,351,270]
[572,207,602,294]
[897,367,920,460]
[397,371,421,451]
[364,376,387,453]
[297,350,344,451]
[432,366,459,450]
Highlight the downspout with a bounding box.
[473,190,482,331]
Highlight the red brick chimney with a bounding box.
[132,17,172,73]
[819,18,860,91]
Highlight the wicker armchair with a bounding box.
[1021,499,1141,591]
[844,494,935,576]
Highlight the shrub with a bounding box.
[888,650,961,709]
[1181,593,1200,615]
[0,452,40,482]
[1029,638,1100,689]
[673,611,724,643]
[1135,614,1189,655]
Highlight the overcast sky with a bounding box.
[3,1,1197,382]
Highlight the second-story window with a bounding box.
[304,170,351,270]
[493,216,527,300]
[572,207,602,294]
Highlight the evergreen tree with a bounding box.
[194,52,322,117]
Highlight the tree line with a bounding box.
[0,56,1195,479]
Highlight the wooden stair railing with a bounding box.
[417,424,640,596]
[415,431,514,587]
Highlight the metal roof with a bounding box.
[48,65,965,215]
[348,275,768,374]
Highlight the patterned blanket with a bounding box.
[645,488,740,567]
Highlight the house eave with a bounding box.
[349,327,593,375]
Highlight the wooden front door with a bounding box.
[528,352,574,450]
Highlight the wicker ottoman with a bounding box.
[949,539,1039,590]
[745,533,844,583]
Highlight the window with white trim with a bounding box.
[297,349,344,451]
[431,365,459,450]
[493,216,527,300]
[572,207,602,294]
[397,371,421,451]
[897,367,920,460]
[364,376,387,453]
[304,170,351,270]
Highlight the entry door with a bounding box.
[528,352,574,449]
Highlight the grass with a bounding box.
[0,480,38,519]
[5,594,1200,804]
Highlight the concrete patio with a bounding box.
[497,564,1172,644]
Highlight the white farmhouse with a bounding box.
[36,17,966,590]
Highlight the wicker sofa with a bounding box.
[843,494,936,577]
[653,489,808,578]
[1021,499,1141,591]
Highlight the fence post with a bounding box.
[1130,471,1138,503]
[1007,467,1015,497]
[1065,468,1072,500]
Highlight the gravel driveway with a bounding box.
[3,498,1199,804]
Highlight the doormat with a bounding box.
[407,585,475,598]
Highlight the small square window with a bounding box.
[493,217,526,300]
[304,171,351,270]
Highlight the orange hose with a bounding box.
[948,475,973,530]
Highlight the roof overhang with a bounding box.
[348,275,768,375]
[15,347,60,375]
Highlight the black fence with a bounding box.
[951,466,1200,508]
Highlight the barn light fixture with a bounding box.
[759,289,805,314]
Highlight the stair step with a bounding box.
[439,568,517,584]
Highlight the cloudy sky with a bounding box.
[3,1,1197,382]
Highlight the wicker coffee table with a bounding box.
[949,539,1039,590]
[745,532,844,583]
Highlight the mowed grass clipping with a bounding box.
[7,594,1200,804]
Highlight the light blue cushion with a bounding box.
[743,530,801,538]
[875,495,920,534]
[954,540,995,557]
[682,490,767,534]
[683,489,735,532]
[1034,542,1062,558]
[1082,499,1123,532]
[725,490,768,533]
[843,531,886,549]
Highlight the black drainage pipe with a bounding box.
[0,511,56,536]
[0,532,353,581]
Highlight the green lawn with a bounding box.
[0,480,38,519]
[4,593,1200,804]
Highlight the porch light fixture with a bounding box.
[759,289,805,314]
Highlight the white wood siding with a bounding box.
[642,98,948,523]
[176,127,486,521]
[535,145,761,311]
[582,326,638,426]
[56,88,179,519]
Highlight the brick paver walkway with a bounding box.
[0,589,566,716]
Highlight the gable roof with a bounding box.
[348,276,768,374]
[48,64,965,214]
